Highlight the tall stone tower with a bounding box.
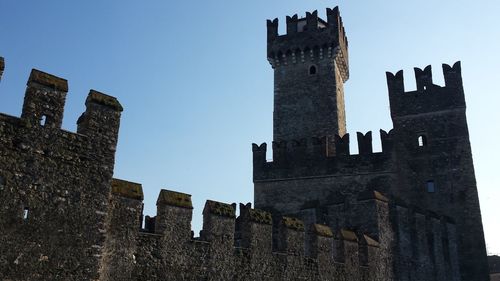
[254,6,490,281]
[267,7,349,141]
[387,64,490,281]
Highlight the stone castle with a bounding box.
[0,6,490,281]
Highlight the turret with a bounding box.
[387,62,489,280]
[268,7,349,141]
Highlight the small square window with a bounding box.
[40,115,47,126]
[23,207,29,220]
[426,181,436,193]
[418,135,428,147]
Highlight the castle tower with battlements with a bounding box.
[268,7,349,141]
[254,7,489,281]
[0,5,490,281]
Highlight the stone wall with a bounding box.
[108,187,385,281]
[0,65,122,280]
[268,8,349,141]
[388,62,489,281]
[254,58,489,280]
[0,5,491,281]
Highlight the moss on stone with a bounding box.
[29,69,68,92]
[357,190,389,203]
[339,229,358,242]
[248,209,272,225]
[282,217,304,231]
[157,189,193,209]
[87,90,123,112]
[363,234,380,247]
[204,200,235,218]
[111,178,144,200]
[313,224,333,237]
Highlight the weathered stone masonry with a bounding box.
[0,5,490,281]
[254,6,489,281]
[0,66,122,280]
[0,60,389,281]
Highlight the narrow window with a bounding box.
[23,207,29,220]
[426,180,436,193]
[0,176,5,193]
[418,135,427,147]
[309,65,317,75]
[40,115,47,126]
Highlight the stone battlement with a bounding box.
[253,130,394,181]
[104,180,460,280]
[0,60,123,280]
[387,62,465,118]
[267,7,349,81]
[0,4,491,280]
[107,182,385,280]
[0,61,122,137]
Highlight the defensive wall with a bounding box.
[256,23,489,278]
[0,58,122,280]
[108,179,460,281]
[0,5,491,279]
[0,57,461,280]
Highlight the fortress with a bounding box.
[0,7,491,281]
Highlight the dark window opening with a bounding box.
[418,135,428,147]
[23,207,29,220]
[426,180,436,193]
[309,65,317,75]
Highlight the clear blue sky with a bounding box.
[1,0,499,255]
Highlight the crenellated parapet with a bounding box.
[0,59,123,145]
[253,130,395,181]
[0,59,124,280]
[267,7,349,81]
[21,69,69,129]
[105,185,387,280]
[101,179,144,281]
[387,62,465,118]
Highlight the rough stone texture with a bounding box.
[254,7,490,281]
[0,5,491,281]
[100,180,143,281]
[268,8,348,141]
[0,63,393,280]
[491,256,500,274]
[0,68,122,280]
